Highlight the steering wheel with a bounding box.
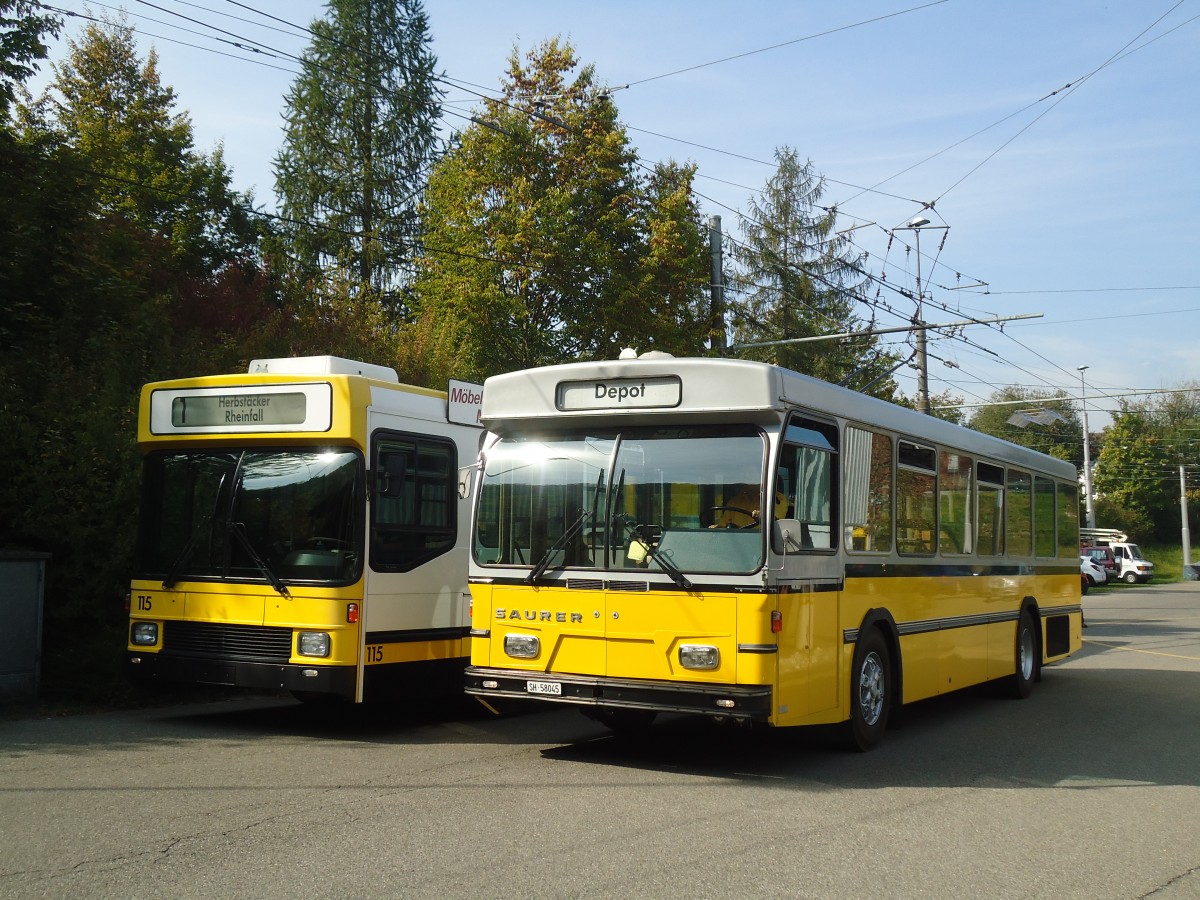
[304,537,346,550]
[707,505,759,529]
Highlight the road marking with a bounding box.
[1054,775,1156,788]
[1083,638,1200,662]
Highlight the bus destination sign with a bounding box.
[172,392,306,427]
[149,383,333,434]
[556,376,682,411]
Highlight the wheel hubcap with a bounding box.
[858,651,885,725]
[1017,626,1034,680]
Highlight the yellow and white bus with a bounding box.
[125,356,483,703]
[464,353,1082,748]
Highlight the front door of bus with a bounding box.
[771,414,842,721]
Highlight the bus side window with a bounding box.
[371,432,457,572]
[897,441,937,555]
[777,416,838,551]
[844,428,892,553]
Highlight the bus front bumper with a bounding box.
[464,666,772,722]
[125,651,357,698]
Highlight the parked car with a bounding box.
[1081,555,1107,591]
[1082,545,1119,581]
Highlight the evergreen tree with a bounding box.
[730,148,896,395]
[414,39,709,382]
[274,0,442,297]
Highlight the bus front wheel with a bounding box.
[1010,609,1038,699]
[847,629,891,752]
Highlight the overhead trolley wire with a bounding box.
[621,1,949,88]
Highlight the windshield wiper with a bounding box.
[613,514,692,590]
[230,522,291,598]
[161,514,210,590]
[526,508,591,585]
[162,469,229,590]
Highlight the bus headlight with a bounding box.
[298,631,331,658]
[131,622,158,646]
[504,634,540,659]
[679,644,719,670]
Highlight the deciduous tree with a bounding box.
[1094,386,1200,541]
[414,39,709,381]
[0,0,59,119]
[966,387,1081,463]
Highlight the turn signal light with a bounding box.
[771,610,783,634]
[347,602,359,624]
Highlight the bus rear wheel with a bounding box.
[1010,609,1038,699]
[847,629,891,751]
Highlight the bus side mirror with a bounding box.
[375,455,407,499]
[457,464,478,500]
[773,518,805,554]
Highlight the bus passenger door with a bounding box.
[771,415,842,724]
[361,419,470,700]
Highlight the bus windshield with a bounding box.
[474,426,766,575]
[137,449,364,587]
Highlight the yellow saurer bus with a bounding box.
[464,354,1082,749]
[126,356,483,703]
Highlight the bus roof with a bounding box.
[481,356,1077,480]
[247,355,399,382]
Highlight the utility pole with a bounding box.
[914,227,929,415]
[1182,464,1195,579]
[892,216,947,415]
[708,215,726,352]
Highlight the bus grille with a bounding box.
[163,621,292,662]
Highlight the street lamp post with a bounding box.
[1078,365,1096,529]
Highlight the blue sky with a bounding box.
[29,1,1200,427]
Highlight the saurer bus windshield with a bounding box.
[473,425,767,576]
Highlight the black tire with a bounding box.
[1123,571,1139,584]
[1010,609,1038,699]
[847,628,891,751]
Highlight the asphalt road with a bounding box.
[2,583,1199,899]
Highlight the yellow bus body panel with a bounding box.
[774,588,840,726]
[129,579,363,667]
[606,589,737,683]
[473,583,783,685]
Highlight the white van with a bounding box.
[1109,542,1155,583]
